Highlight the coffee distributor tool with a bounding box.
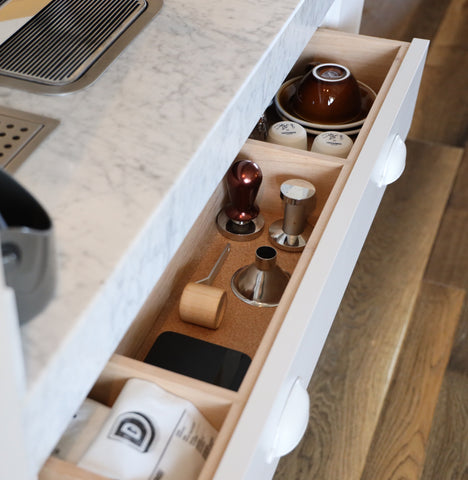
[216,159,264,241]
[179,243,231,329]
[269,178,316,252]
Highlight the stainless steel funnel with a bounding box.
[231,246,289,307]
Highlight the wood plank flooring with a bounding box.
[424,144,468,374]
[275,0,468,477]
[420,370,468,480]
[411,1,468,477]
[360,281,465,480]
[408,0,468,146]
[360,0,453,42]
[274,141,461,480]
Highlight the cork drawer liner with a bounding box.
[40,29,411,480]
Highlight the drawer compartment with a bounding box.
[117,149,344,369]
[41,28,428,480]
[40,354,238,480]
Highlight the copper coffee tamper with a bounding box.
[269,179,316,251]
[217,159,264,241]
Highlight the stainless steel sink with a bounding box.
[0,0,163,94]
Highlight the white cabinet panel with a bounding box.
[0,259,29,479]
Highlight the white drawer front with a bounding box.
[213,37,428,480]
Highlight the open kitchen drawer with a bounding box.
[40,29,428,480]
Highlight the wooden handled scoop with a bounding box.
[179,243,231,329]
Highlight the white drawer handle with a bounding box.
[268,377,310,462]
[376,134,407,187]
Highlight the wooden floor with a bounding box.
[274,0,468,478]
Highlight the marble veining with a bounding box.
[0,0,334,473]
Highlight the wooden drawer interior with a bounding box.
[40,354,238,480]
[290,29,404,96]
[260,29,408,162]
[41,29,411,480]
[117,149,344,364]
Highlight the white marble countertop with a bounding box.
[0,0,335,473]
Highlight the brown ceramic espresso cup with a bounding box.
[292,63,362,124]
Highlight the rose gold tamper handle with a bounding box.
[269,179,316,251]
[217,159,265,241]
[179,243,230,329]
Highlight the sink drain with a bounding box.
[0,107,58,172]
